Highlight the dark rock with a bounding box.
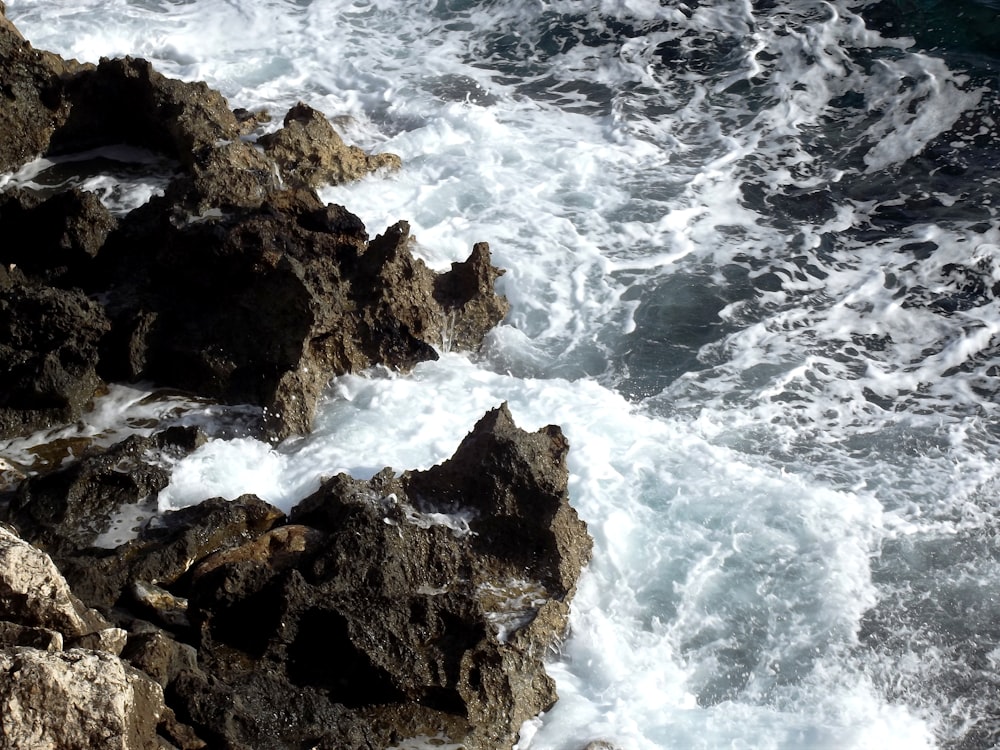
[49,56,239,165]
[0,187,116,287]
[0,5,86,172]
[157,706,208,750]
[59,494,285,612]
[96,190,507,440]
[166,405,592,750]
[122,629,199,689]
[259,102,402,189]
[66,626,128,655]
[0,275,110,439]
[7,428,203,555]
[0,621,63,651]
[0,10,507,444]
[434,241,510,352]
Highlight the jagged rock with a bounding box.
[50,56,240,165]
[162,405,592,750]
[95,189,508,440]
[0,9,507,443]
[0,272,110,439]
[0,647,164,750]
[259,102,402,189]
[7,427,203,555]
[0,4,87,172]
[434,241,511,351]
[0,187,116,287]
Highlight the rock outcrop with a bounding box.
[4,406,591,750]
[0,4,508,441]
[0,8,589,750]
[259,101,402,189]
[94,192,507,440]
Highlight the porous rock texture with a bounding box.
[0,648,163,750]
[0,4,508,441]
[259,101,402,189]
[94,193,508,441]
[0,8,590,750]
[8,406,591,750]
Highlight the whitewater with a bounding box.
[4,0,1000,747]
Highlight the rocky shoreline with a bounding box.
[0,6,593,749]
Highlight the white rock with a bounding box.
[0,647,164,750]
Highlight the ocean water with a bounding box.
[4,0,1000,748]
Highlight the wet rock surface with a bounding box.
[95,193,507,441]
[259,101,402,189]
[1,407,591,749]
[0,7,590,750]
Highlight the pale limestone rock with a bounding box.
[0,525,91,637]
[0,647,164,750]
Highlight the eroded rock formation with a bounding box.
[0,4,508,441]
[2,407,592,749]
[0,524,167,750]
[0,7,590,749]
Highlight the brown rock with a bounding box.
[59,494,285,612]
[259,102,402,189]
[67,626,129,656]
[0,621,63,652]
[190,524,326,583]
[121,629,198,689]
